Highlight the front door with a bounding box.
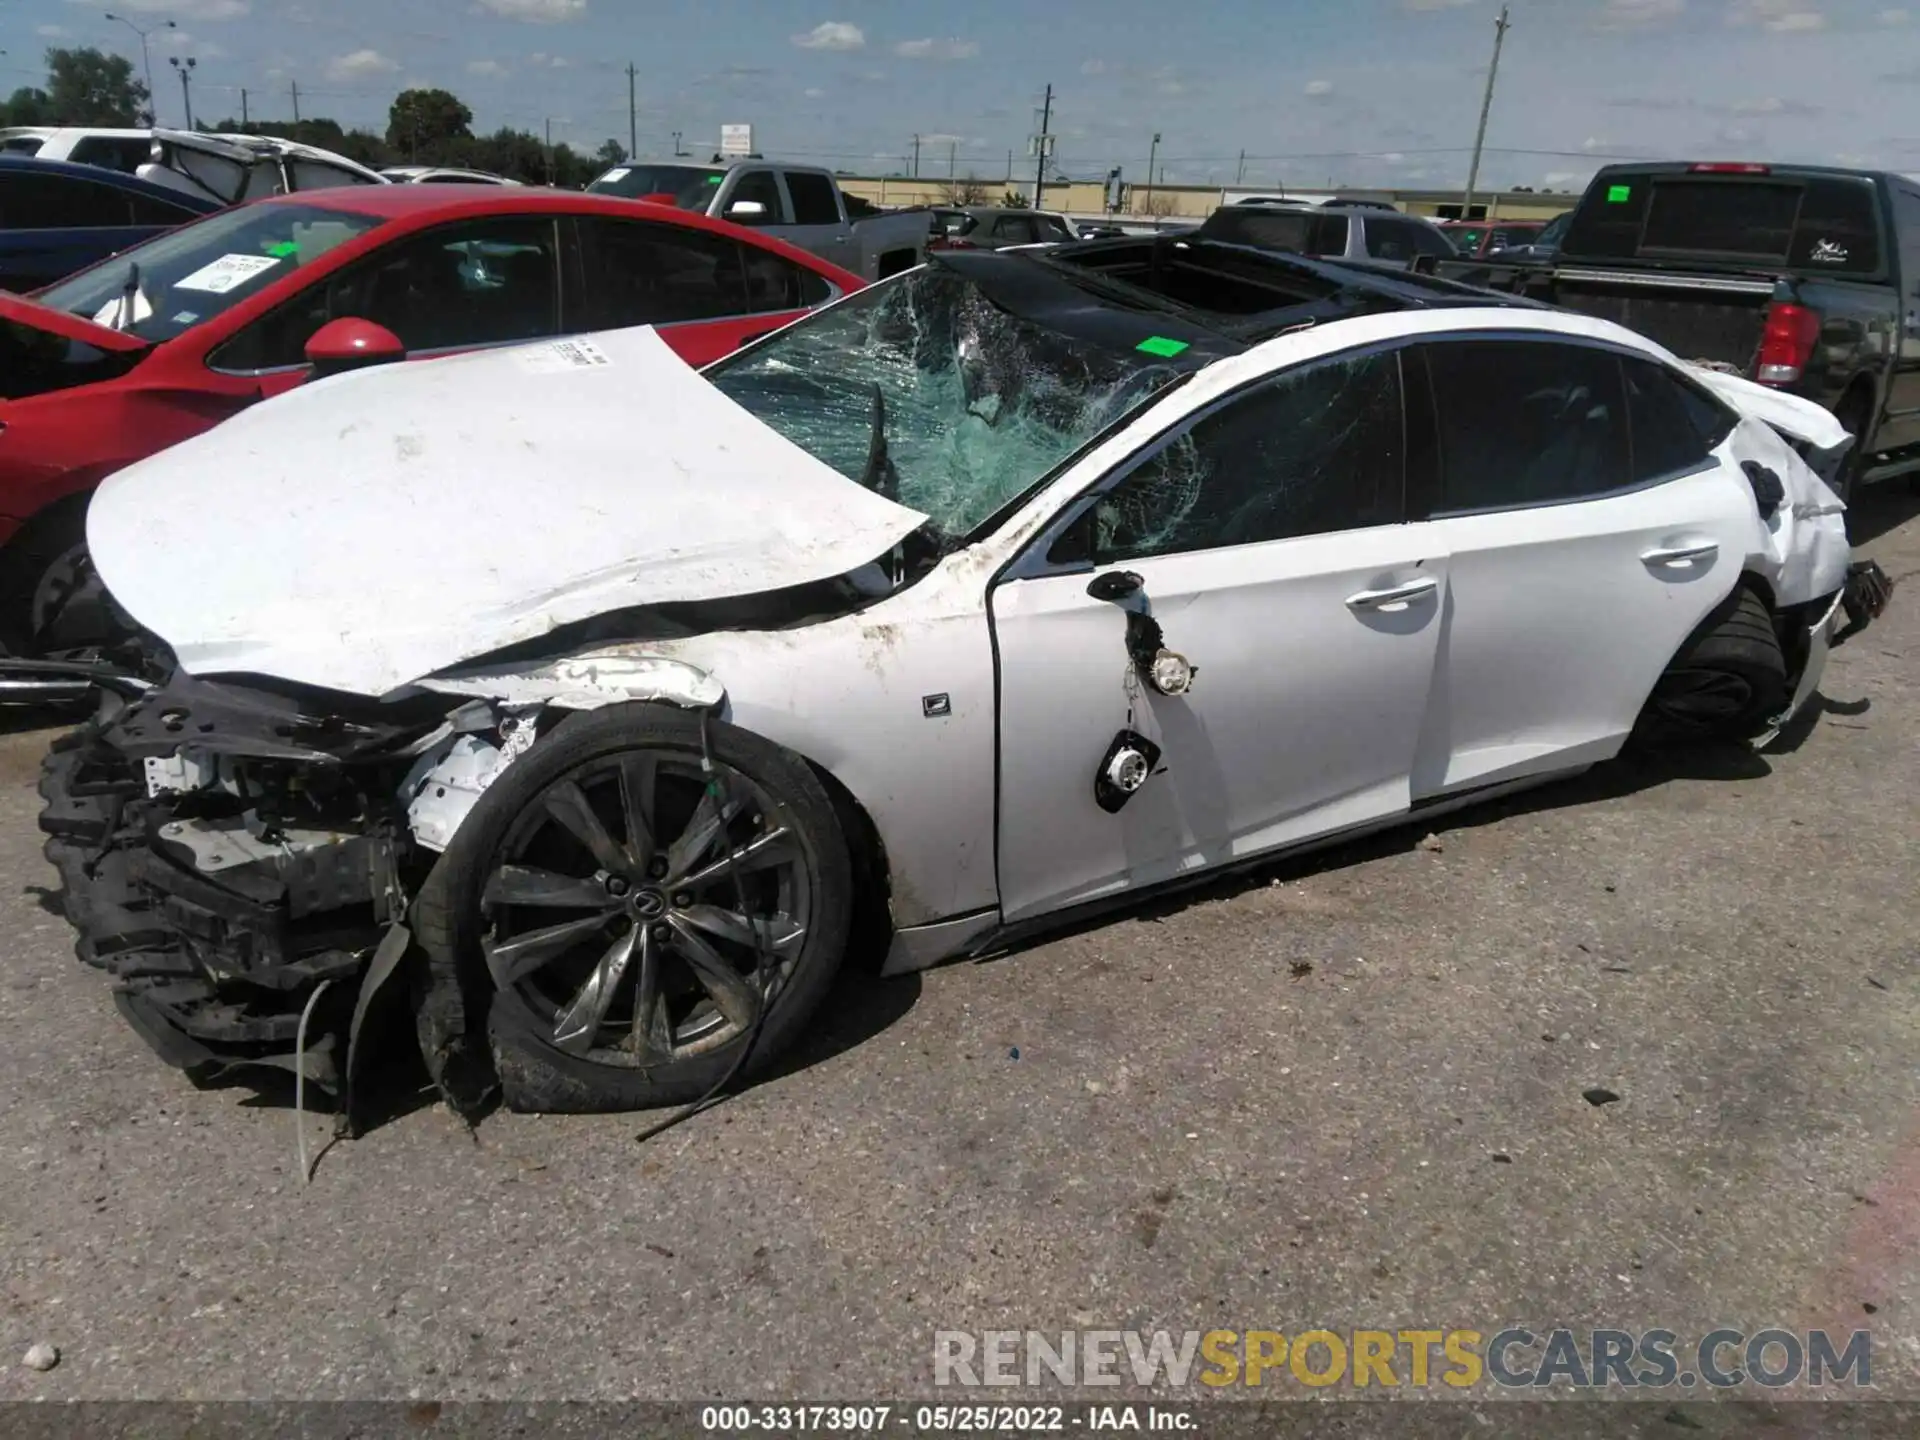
[990,345,1445,923]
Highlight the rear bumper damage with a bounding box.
[1757,561,1893,748]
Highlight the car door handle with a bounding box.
[1640,541,1719,568]
[1345,577,1438,611]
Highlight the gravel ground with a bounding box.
[1,492,1917,1419]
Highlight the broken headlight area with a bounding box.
[37,670,537,1105]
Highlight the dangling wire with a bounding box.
[294,978,334,1184]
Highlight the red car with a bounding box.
[0,185,861,656]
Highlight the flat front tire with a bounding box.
[412,704,853,1113]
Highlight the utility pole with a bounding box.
[1461,4,1510,223]
[240,87,248,127]
[104,13,175,126]
[1032,83,1052,209]
[948,140,956,178]
[290,79,301,126]
[544,117,554,185]
[1006,148,1013,182]
[911,133,921,177]
[1145,130,1161,214]
[169,55,195,131]
[671,129,684,156]
[626,62,637,159]
[1236,149,1246,185]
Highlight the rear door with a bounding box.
[1407,335,1755,796]
[780,170,858,272]
[572,215,833,365]
[991,344,1444,922]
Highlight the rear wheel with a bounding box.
[1630,585,1787,748]
[412,704,853,1113]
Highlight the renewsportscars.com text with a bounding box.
[934,1328,1872,1391]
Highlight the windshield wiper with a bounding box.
[859,383,901,502]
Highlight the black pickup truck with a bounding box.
[1447,162,1920,498]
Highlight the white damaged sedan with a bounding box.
[40,240,1884,1117]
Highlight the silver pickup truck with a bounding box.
[586,159,930,281]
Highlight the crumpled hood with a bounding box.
[88,326,928,695]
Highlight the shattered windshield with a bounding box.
[703,265,1191,540]
[34,202,385,345]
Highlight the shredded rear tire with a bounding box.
[1631,585,1787,748]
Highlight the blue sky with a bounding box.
[4,0,1916,191]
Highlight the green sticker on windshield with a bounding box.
[707,175,724,184]
[265,241,299,257]
[1136,335,1190,357]
[1606,184,1631,203]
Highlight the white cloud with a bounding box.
[475,0,586,21]
[1880,6,1909,20]
[326,48,399,81]
[1727,0,1826,29]
[803,87,825,98]
[1597,0,1685,28]
[1403,0,1476,9]
[527,50,571,67]
[466,59,508,76]
[36,23,71,36]
[1080,58,1107,75]
[1304,79,1335,96]
[894,37,980,60]
[791,21,864,51]
[1542,169,1594,190]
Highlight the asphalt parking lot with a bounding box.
[2,491,1918,1414]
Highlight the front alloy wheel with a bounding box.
[414,703,854,1113]
[483,753,810,1064]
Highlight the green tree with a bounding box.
[592,138,626,169]
[0,86,54,127]
[43,46,150,126]
[386,88,473,161]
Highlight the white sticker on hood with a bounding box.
[599,167,631,184]
[174,253,283,293]
[514,339,612,373]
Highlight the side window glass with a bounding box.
[214,218,559,370]
[1426,339,1631,511]
[1312,213,1350,254]
[725,170,784,225]
[1411,223,1456,259]
[786,171,842,226]
[70,136,150,174]
[292,160,374,190]
[1623,357,1726,481]
[577,218,748,327]
[1365,219,1412,261]
[1896,185,1920,298]
[1061,349,1404,563]
[741,247,829,312]
[127,191,201,226]
[1043,217,1074,241]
